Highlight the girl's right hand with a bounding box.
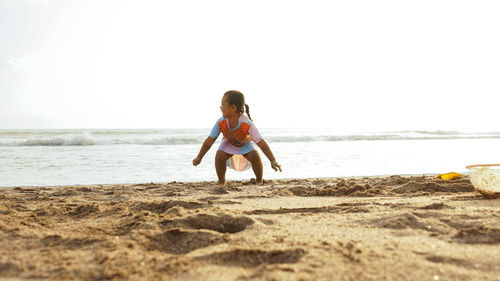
[193,157,202,166]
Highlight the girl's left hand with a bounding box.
[271,161,282,172]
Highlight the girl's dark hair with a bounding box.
[224,90,253,121]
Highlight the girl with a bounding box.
[193,90,282,185]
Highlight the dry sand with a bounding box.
[0,175,499,281]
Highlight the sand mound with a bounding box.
[277,176,475,197]
[211,186,229,194]
[370,213,427,229]
[391,181,474,194]
[368,212,450,234]
[281,181,380,197]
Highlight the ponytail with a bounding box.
[244,104,253,122]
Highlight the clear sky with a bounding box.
[1,0,499,131]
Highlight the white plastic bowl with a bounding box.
[466,164,500,198]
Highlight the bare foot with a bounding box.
[250,178,264,185]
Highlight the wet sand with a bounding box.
[0,175,499,280]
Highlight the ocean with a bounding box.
[1,128,499,187]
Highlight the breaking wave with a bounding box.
[6,132,97,146]
[0,130,499,147]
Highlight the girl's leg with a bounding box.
[243,150,263,184]
[215,150,233,184]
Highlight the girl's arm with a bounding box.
[193,137,215,166]
[256,140,282,172]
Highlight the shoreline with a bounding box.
[1,174,498,280]
[0,173,449,189]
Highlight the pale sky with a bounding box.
[1,0,499,131]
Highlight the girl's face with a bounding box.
[220,96,237,117]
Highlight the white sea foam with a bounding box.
[0,130,498,147]
[9,132,96,146]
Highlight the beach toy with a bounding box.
[466,164,500,198]
[436,172,462,180]
[226,155,252,171]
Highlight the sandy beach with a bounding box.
[0,175,499,281]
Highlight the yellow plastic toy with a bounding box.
[436,172,462,180]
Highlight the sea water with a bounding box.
[0,128,499,187]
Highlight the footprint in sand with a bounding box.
[197,196,242,205]
[418,203,454,210]
[244,204,370,215]
[131,200,207,214]
[40,235,101,249]
[147,228,230,254]
[194,248,306,267]
[111,208,253,236]
[66,204,101,218]
[453,226,500,244]
[417,253,498,271]
[160,213,255,234]
[335,241,363,263]
[0,262,21,278]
